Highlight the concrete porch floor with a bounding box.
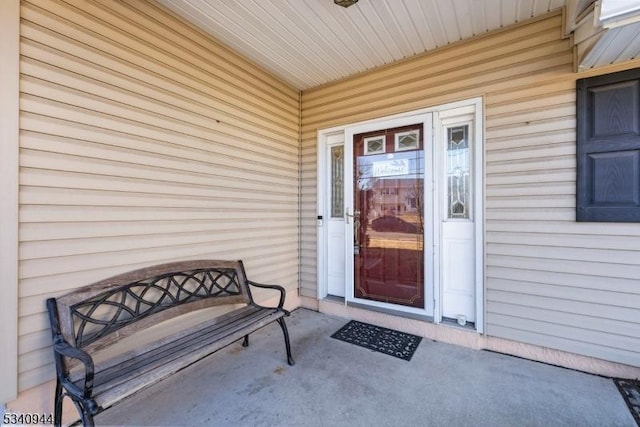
[96,308,636,426]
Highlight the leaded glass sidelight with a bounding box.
[447,125,471,219]
[331,145,344,218]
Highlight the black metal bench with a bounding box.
[46,259,294,427]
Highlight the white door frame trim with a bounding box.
[316,130,346,301]
[316,97,484,333]
[0,0,20,402]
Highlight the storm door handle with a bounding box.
[345,208,360,224]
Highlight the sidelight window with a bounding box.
[446,125,471,219]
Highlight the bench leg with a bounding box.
[277,317,295,366]
[80,405,96,427]
[54,379,63,427]
[242,335,249,347]
[54,379,98,427]
[70,399,96,427]
[67,400,96,427]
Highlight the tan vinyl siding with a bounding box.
[18,0,299,391]
[300,11,640,367]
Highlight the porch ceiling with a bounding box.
[158,0,640,90]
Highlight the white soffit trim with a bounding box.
[597,0,640,28]
[581,21,640,67]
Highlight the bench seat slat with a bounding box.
[87,305,277,388]
[71,305,284,410]
[75,305,266,378]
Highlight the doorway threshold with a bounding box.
[346,300,433,323]
[321,296,433,322]
[323,295,345,304]
[441,317,477,331]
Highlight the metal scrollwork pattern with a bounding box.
[71,268,241,347]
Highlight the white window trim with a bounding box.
[0,0,20,403]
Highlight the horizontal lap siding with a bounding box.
[301,11,640,367]
[18,0,299,391]
[485,70,640,366]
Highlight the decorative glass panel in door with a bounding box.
[331,145,344,218]
[353,124,425,308]
[447,125,470,219]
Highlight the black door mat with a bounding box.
[615,378,640,426]
[331,320,422,361]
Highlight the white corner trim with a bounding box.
[597,0,640,28]
[0,0,20,403]
[474,98,485,334]
[316,130,328,299]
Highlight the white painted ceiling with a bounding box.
[158,0,640,90]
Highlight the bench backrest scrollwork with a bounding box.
[51,260,252,354]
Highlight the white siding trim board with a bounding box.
[0,0,20,404]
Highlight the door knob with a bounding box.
[345,209,360,224]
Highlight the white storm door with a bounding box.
[344,113,434,317]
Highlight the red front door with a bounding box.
[353,124,425,309]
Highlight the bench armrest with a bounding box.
[246,280,288,313]
[52,336,96,401]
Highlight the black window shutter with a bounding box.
[576,67,640,222]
